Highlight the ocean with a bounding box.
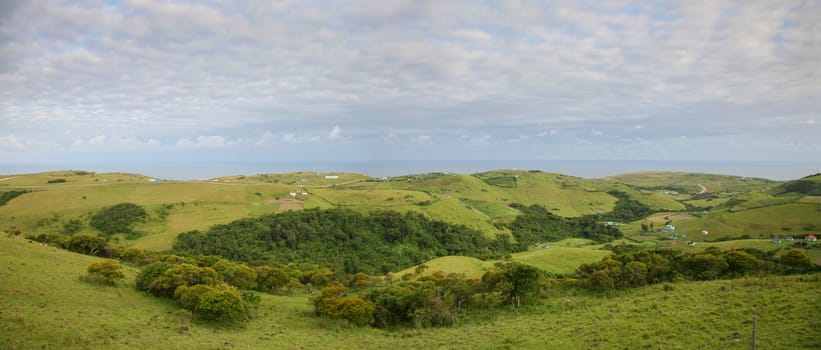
[1,160,818,181]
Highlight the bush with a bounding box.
[0,190,31,206]
[255,265,290,293]
[136,262,173,291]
[148,263,221,297]
[212,260,258,290]
[312,283,375,327]
[66,234,109,256]
[62,219,84,235]
[81,260,125,286]
[194,284,248,323]
[90,203,148,236]
[779,250,813,272]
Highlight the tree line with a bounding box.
[576,246,816,291]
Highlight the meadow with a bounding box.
[2,235,819,349]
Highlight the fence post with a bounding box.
[751,316,756,350]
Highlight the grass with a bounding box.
[396,239,611,277]
[2,235,820,349]
[604,171,780,194]
[509,246,611,274]
[674,203,821,240]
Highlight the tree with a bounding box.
[502,263,541,307]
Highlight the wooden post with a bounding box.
[751,316,756,350]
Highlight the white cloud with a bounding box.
[0,1,817,162]
[282,133,321,144]
[507,135,530,143]
[327,125,343,140]
[415,135,431,143]
[88,135,106,145]
[2,135,24,150]
[176,135,230,148]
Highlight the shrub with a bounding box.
[81,260,125,286]
[62,219,84,235]
[119,247,149,264]
[148,263,221,297]
[90,203,148,236]
[66,234,109,256]
[779,250,813,272]
[312,283,375,327]
[136,262,172,291]
[255,265,290,293]
[175,284,214,311]
[212,260,258,290]
[0,190,31,206]
[194,284,248,323]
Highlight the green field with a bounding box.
[2,236,819,349]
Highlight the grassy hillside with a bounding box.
[2,235,819,349]
[605,171,779,194]
[396,239,620,278]
[3,169,818,255]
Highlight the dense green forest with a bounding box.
[173,208,514,274]
[173,191,649,272]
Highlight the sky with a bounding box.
[1,0,819,166]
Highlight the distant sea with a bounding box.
[1,160,818,181]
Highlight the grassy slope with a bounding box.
[397,239,613,278]
[604,171,779,194]
[3,169,818,254]
[2,236,819,349]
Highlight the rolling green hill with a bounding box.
[2,169,820,258]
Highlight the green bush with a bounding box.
[255,265,290,293]
[136,262,173,291]
[90,203,148,236]
[779,250,813,272]
[148,263,221,297]
[212,260,258,290]
[194,284,248,323]
[62,219,84,235]
[81,260,124,286]
[0,190,30,206]
[66,234,109,256]
[312,283,375,327]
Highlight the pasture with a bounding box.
[2,236,819,349]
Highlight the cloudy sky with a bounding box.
[1,0,819,166]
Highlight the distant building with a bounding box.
[772,238,782,244]
[805,235,817,242]
[325,175,339,179]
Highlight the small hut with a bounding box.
[805,235,817,242]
